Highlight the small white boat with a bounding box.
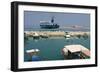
[65,34,71,39]
[26,49,40,56]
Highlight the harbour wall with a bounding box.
[24,31,90,37]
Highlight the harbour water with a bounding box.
[24,37,90,62]
[24,27,90,32]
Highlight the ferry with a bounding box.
[40,16,59,29]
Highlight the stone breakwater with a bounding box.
[68,31,90,36]
[24,31,90,37]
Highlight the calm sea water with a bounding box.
[24,37,90,62]
[24,27,90,32]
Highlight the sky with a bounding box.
[24,11,90,30]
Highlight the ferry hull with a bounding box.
[40,25,59,29]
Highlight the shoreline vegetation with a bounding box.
[24,31,90,39]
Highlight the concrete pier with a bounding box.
[62,45,90,59]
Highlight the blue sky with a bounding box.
[24,11,90,29]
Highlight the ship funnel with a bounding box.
[51,16,54,23]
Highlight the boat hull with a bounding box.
[40,25,59,29]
